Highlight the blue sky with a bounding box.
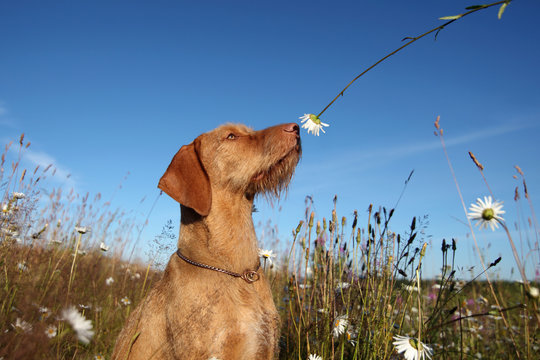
[1,0,539,279]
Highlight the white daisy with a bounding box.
[105,277,114,286]
[468,196,505,231]
[258,249,276,264]
[13,318,32,332]
[94,355,105,360]
[336,282,350,291]
[17,262,28,272]
[299,114,329,136]
[61,306,94,344]
[120,297,131,306]
[528,286,539,299]
[74,226,89,234]
[12,192,26,200]
[131,272,141,280]
[45,325,57,338]
[308,355,323,360]
[393,335,433,360]
[39,307,51,320]
[403,284,419,292]
[99,242,109,252]
[332,315,348,338]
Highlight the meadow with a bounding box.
[1,125,539,360]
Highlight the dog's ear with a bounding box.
[158,138,212,216]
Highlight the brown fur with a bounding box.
[112,123,301,360]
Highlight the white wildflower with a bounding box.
[61,306,94,344]
[258,249,276,264]
[120,297,131,306]
[45,325,57,338]
[74,226,89,234]
[332,315,348,338]
[105,277,114,286]
[13,318,32,332]
[12,192,26,200]
[299,114,329,136]
[336,282,350,291]
[99,242,109,252]
[393,335,433,360]
[308,355,323,360]
[468,196,505,231]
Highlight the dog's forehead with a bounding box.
[213,123,254,135]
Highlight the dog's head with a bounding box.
[158,123,301,216]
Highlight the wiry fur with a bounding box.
[112,123,301,360]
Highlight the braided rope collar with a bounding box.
[176,249,260,284]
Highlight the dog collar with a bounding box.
[176,249,260,284]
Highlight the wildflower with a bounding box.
[79,304,91,310]
[100,242,109,251]
[346,326,358,346]
[528,286,539,299]
[13,318,32,332]
[403,284,419,292]
[468,196,505,231]
[45,325,57,338]
[332,315,348,338]
[308,355,323,360]
[258,249,275,264]
[1,203,8,213]
[336,282,350,291]
[120,297,131,306]
[95,355,105,360]
[12,192,26,200]
[105,277,114,286]
[131,272,141,280]
[74,226,89,234]
[476,295,488,305]
[299,114,329,136]
[17,262,28,271]
[393,335,433,360]
[39,307,52,320]
[61,306,94,344]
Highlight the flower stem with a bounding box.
[317,0,510,118]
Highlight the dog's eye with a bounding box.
[226,133,237,140]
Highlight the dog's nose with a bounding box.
[282,123,300,135]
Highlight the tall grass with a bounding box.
[1,129,539,359]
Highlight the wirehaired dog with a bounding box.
[113,123,301,359]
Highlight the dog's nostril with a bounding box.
[283,123,300,134]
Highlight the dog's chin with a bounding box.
[247,145,301,197]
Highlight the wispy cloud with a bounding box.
[2,138,77,191]
[300,122,535,176]
[0,102,17,128]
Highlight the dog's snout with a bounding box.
[282,123,300,135]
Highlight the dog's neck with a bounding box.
[178,192,259,273]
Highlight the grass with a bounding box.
[1,128,539,360]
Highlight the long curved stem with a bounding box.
[317,0,510,118]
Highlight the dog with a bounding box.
[112,122,301,359]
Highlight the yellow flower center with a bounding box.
[482,208,494,221]
[309,114,321,125]
[408,338,423,351]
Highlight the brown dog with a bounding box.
[112,123,301,359]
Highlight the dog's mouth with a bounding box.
[248,144,301,196]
